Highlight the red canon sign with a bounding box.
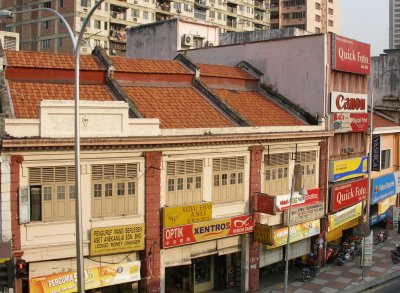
[331,178,368,211]
[332,34,370,75]
[331,92,367,113]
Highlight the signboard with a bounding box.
[254,223,274,245]
[328,202,362,231]
[330,92,367,113]
[332,34,371,75]
[267,219,320,249]
[330,156,368,182]
[393,206,400,231]
[255,188,320,215]
[29,261,141,293]
[361,231,373,267]
[371,171,400,204]
[283,202,324,226]
[372,135,381,171]
[331,178,368,212]
[162,214,254,248]
[333,113,368,133]
[90,224,145,256]
[163,202,212,227]
[378,195,396,215]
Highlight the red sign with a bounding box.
[333,113,368,133]
[331,178,368,211]
[254,188,320,215]
[162,214,254,248]
[332,34,370,75]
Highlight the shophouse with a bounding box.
[0,49,330,292]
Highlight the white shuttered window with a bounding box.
[212,157,244,203]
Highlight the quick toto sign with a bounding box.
[331,92,367,113]
[331,178,368,211]
[332,34,370,75]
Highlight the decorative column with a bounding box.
[143,151,162,293]
[248,145,264,293]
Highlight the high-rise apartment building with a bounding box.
[0,0,339,55]
[390,0,400,49]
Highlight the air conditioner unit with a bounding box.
[177,9,181,13]
[111,48,117,54]
[182,34,193,46]
[79,46,91,55]
[341,147,347,154]
[133,17,137,22]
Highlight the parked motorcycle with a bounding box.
[326,246,340,263]
[301,266,320,282]
[375,230,389,245]
[349,241,362,257]
[336,250,354,266]
[391,244,400,264]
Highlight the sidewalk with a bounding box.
[214,227,400,293]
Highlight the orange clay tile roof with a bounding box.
[213,89,305,126]
[8,81,113,119]
[111,57,190,74]
[123,87,234,128]
[198,64,257,80]
[4,50,102,71]
[373,113,399,128]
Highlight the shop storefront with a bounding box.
[162,203,254,293]
[327,202,363,242]
[370,171,400,226]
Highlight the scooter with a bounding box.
[326,246,340,263]
[349,241,362,257]
[375,230,389,245]
[336,250,354,266]
[301,266,320,282]
[391,246,400,264]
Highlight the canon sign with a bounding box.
[331,91,367,113]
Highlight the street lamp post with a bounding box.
[362,68,400,280]
[0,2,104,292]
[284,156,306,293]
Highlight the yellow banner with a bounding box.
[378,195,396,215]
[29,261,140,293]
[90,224,144,256]
[328,202,362,231]
[163,202,212,227]
[254,223,274,245]
[267,219,320,249]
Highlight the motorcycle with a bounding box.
[391,247,400,264]
[326,246,340,263]
[301,266,320,282]
[349,241,362,257]
[375,230,389,245]
[336,250,354,266]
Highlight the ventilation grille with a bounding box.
[29,166,75,184]
[92,164,138,180]
[213,157,245,171]
[3,36,16,50]
[265,153,289,166]
[167,160,203,176]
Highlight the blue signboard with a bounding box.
[371,173,397,204]
[370,211,389,226]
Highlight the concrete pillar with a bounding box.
[318,140,328,267]
[248,145,264,292]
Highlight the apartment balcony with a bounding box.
[227,20,237,28]
[227,6,237,14]
[254,1,266,11]
[109,27,127,43]
[194,0,208,9]
[156,2,172,13]
[254,14,264,21]
[109,0,129,9]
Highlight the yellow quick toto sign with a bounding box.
[163,202,212,227]
[330,156,368,182]
[328,202,362,231]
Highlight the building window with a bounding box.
[60,0,64,7]
[44,1,51,8]
[105,3,108,11]
[43,20,50,29]
[194,256,211,284]
[59,38,63,47]
[94,39,101,46]
[26,166,76,222]
[328,20,333,27]
[174,2,181,10]
[81,0,88,7]
[315,2,321,9]
[166,159,203,206]
[315,27,320,33]
[264,153,289,195]
[328,0,333,3]
[42,39,50,49]
[104,22,108,30]
[381,149,391,170]
[91,164,139,218]
[132,9,140,18]
[212,157,245,204]
[193,37,203,48]
[95,0,101,9]
[315,15,320,22]
[328,8,333,15]
[210,10,215,18]
[143,11,149,19]
[94,20,101,29]
[194,8,207,20]
[294,151,317,191]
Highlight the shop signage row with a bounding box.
[29,261,141,293]
[162,214,254,248]
[163,202,212,227]
[330,92,367,113]
[328,202,362,231]
[90,224,145,256]
[372,135,381,171]
[331,178,368,212]
[371,171,400,204]
[283,202,325,226]
[333,113,368,133]
[266,219,321,249]
[331,34,370,75]
[330,156,368,183]
[255,188,320,215]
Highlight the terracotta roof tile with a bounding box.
[373,113,399,128]
[8,81,113,119]
[111,57,190,74]
[198,64,257,80]
[123,87,234,128]
[213,89,305,126]
[5,50,102,71]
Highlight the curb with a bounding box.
[342,268,400,293]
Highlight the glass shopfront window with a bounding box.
[194,256,211,284]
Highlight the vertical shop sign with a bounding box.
[372,135,381,171]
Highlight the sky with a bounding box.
[341,0,389,56]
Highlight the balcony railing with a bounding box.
[227,7,237,13]
[227,20,237,28]
[111,11,127,20]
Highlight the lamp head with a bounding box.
[0,10,14,18]
[298,187,307,196]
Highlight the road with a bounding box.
[364,278,400,293]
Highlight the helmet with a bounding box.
[396,244,399,248]
[309,252,315,257]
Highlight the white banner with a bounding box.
[361,231,373,267]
